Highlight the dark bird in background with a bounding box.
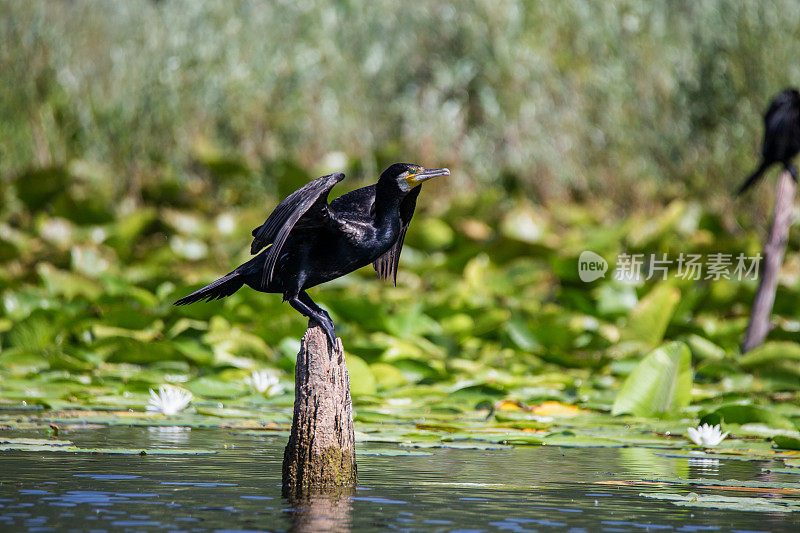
[737,88,800,195]
[174,163,450,346]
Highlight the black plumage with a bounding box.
[737,88,800,195]
[174,163,449,346]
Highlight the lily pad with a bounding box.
[639,492,800,513]
[700,405,797,431]
[346,353,377,396]
[356,448,432,456]
[612,341,692,417]
[400,440,513,450]
[773,435,800,450]
[0,443,215,455]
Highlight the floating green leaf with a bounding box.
[612,341,692,417]
[0,444,215,455]
[370,362,406,390]
[740,342,800,378]
[773,435,800,450]
[684,334,726,361]
[356,448,432,456]
[620,283,680,347]
[700,405,797,431]
[640,492,800,513]
[345,354,377,396]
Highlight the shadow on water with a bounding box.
[0,426,797,531]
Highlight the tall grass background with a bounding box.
[2,0,800,210]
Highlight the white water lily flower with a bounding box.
[686,423,729,447]
[147,385,193,415]
[245,370,284,396]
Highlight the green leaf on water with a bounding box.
[740,342,800,378]
[0,437,73,446]
[639,492,800,513]
[356,448,432,456]
[0,445,216,455]
[400,440,513,450]
[762,467,800,475]
[370,362,407,390]
[185,377,247,399]
[612,341,692,417]
[684,334,726,361]
[194,407,262,418]
[773,435,800,450]
[0,349,50,375]
[346,353,377,396]
[620,283,680,347]
[700,405,797,431]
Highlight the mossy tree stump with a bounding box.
[282,323,357,496]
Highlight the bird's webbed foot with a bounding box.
[316,318,338,349]
[289,292,339,353]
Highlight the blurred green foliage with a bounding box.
[2,171,800,435]
[1,1,800,447]
[2,1,800,203]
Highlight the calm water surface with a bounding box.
[0,426,797,532]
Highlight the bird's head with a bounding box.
[380,163,450,193]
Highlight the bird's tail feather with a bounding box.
[736,161,770,195]
[173,272,244,305]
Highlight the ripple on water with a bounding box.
[0,426,796,532]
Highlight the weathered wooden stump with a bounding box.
[742,169,797,353]
[282,323,357,497]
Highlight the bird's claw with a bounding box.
[313,317,338,353]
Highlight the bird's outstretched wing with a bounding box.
[373,186,421,286]
[250,172,345,285]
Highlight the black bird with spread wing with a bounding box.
[737,88,800,195]
[174,163,449,346]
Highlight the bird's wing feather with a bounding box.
[250,173,345,285]
[329,184,376,217]
[373,225,409,286]
[372,186,420,286]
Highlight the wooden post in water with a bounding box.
[282,323,357,496]
[742,170,797,353]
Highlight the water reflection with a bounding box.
[287,491,353,533]
[618,447,688,479]
[687,456,721,476]
[146,425,190,444]
[0,426,795,532]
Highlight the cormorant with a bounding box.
[174,163,450,346]
[737,88,800,195]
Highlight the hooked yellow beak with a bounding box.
[405,167,450,188]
